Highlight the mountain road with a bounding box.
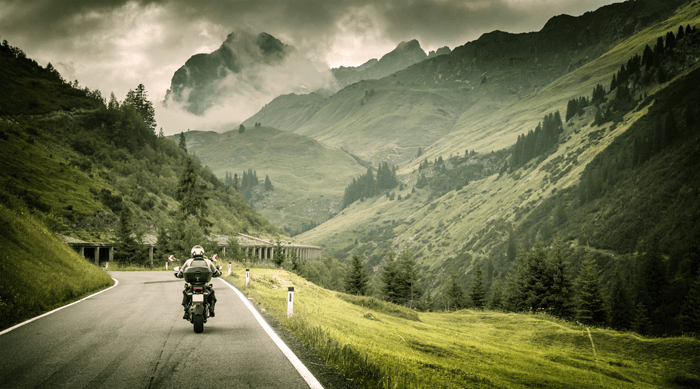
[0,271,321,388]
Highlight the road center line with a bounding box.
[0,278,120,336]
[217,278,324,389]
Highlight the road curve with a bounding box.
[0,271,321,388]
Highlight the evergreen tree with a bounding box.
[178,131,187,153]
[446,271,465,311]
[507,228,517,263]
[155,223,170,263]
[380,249,401,304]
[226,235,243,263]
[123,84,156,132]
[345,253,370,296]
[679,274,700,334]
[232,173,239,191]
[397,250,422,307]
[489,281,503,310]
[176,155,210,229]
[548,237,576,319]
[469,262,486,309]
[114,207,143,264]
[264,175,273,191]
[423,289,434,312]
[239,124,245,134]
[576,255,608,326]
[609,268,634,330]
[632,302,652,335]
[272,240,285,267]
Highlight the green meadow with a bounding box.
[225,268,700,388]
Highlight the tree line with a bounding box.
[508,112,564,171]
[342,163,398,208]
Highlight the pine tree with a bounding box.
[423,289,434,312]
[124,84,156,132]
[272,240,285,267]
[381,249,401,303]
[176,155,209,229]
[576,255,608,326]
[446,271,465,311]
[178,132,187,153]
[114,207,143,264]
[632,302,652,335]
[469,262,486,309]
[679,274,700,334]
[548,237,576,319]
[609,268,634,329]
[155,223,170,262]
[397,250,422,307]
[226,235,243,262]
[239,124,245,134]
[489,281,503,310]
[264,175,273,191]
[345,253,370,296]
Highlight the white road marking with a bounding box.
[0,278,120,336]
[218,278,324,389]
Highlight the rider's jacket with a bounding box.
[177,256,219,278]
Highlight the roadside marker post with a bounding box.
[287,287,294,318]
[246,269,250,287]
[166,262,168,270]
[228,262,232,276]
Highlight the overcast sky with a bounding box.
[1,0,619,133]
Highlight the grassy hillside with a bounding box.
[176,127,366,234]
[0,38,282,249]
[0,199,114,330]
[298,4,700,337]
[227,268,700,388]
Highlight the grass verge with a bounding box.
[225,268,700,388]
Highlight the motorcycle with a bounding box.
[174,261,222,333]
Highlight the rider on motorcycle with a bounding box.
[176,245,221,319]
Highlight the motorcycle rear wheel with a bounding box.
[193,314,204,333]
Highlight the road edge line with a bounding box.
[218,278,324,389]
[0,278,120,336]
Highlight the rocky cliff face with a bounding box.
[164,31,327,116]
[331,39,450,88]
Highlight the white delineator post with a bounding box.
[287,287,294,318]
[228,262,232,276]
[246,269,250,287]
[166,262,168,270]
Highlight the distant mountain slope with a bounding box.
[331,40,450,88]
[174,127,366,234]
[240,0,689,167]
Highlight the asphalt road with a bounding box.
[0,271,321,388]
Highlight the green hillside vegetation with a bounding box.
[0,200,114,330]
[173,127,366,235]
[0,39,281,260]
[227,268,700,388]
[299,5,700,337]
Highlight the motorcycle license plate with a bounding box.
[192,294,204,303]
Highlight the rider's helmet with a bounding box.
[191,245,205,259]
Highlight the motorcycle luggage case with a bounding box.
[183,260,213,283]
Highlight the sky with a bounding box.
[0,0,619,134]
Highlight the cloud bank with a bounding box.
[0,0,619,134]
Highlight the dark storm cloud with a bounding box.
[1,0,617,54]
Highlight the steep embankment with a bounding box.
[177,127,366,234]
[0,200,114,330]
